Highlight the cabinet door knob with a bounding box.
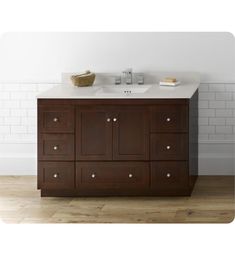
[106,118,111,122]
[53,173,59,178]
[166,117,171,122]
[113,118,117,122]
[166,173,171,178]
[91,173,96,178]
[128,173,133,178]
[166,145,171,150]
[53,145,59,150]
[53,117,59,122]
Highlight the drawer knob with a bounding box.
[166,145,171,150]
[91,173,96,178]
[53,173,59,178]
[106,118,111,122]
[53,117,59,122]
[166,173,171,178]
[113,118,118,122]
[166,117,171,122]
[128,173,133,178]
[53,145,59,150]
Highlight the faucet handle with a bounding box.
[135,73,144,85]
[114,75,121,85]
[123,68,133,84]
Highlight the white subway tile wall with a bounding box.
[0,83,56,144]
[199,83,235,141]
[0,83,235,144]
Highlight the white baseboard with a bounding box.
[0,154,36,175]
[0,144,37,175]
[199,153,234,175]
[198,142,234,175]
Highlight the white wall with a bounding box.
[0,32,234,175]
[0,32,234,83]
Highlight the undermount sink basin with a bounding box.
[97,85,152,94]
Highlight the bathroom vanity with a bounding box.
[37,79,199,197]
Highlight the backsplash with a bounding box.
[0,82,235,144]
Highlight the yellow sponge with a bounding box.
[163,77,177,83]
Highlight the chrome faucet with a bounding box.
[114,69,144,85]
[123,68,133,84]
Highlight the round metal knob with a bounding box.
[128,173,133,178]
[91,173,96,178]
[113,118,117,122]
[53,173,59,178]
[107,118,111,122]
[166,118,171,122]
[166,173,171,178]
[166,145,171,150]
[53,117,59,122]
[53,145,58,150]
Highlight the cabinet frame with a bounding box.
[37,93,198,197]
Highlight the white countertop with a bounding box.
[37,82,199,99]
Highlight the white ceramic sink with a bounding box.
[97,85,151,95]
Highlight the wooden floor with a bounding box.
[0,176,234,223]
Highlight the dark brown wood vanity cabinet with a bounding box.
[38,90,198,197]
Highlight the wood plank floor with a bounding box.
[0,176,234,223]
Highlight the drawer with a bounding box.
[150,134,188,160]
[38,162,74,190]
[76,162,149,189]
[38,105,74,133]
[38,134,75,160]
[151,161,188,190]
[151,104,188,133]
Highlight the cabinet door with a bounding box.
[113,106,149,160]
[76,106,112,160]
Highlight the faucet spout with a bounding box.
[123,68,133,84]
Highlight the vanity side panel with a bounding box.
[188,90,198,191]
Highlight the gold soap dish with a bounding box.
[71,71,96,87]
